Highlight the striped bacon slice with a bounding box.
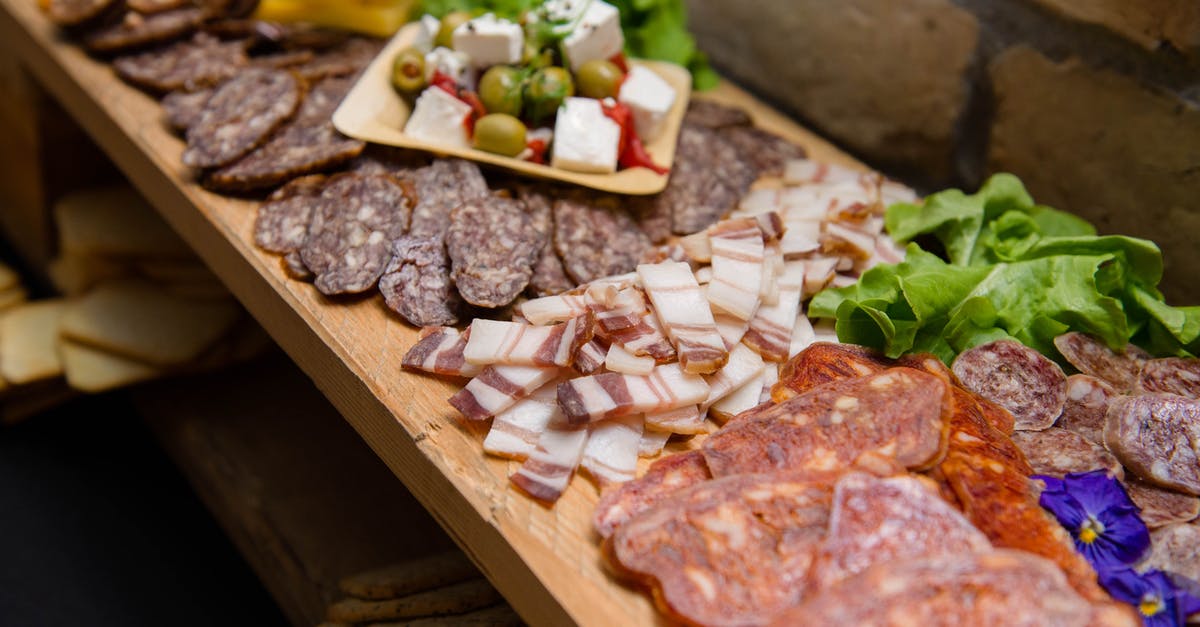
[557,363,710,425]
[572,338,607,375]
[644,404,707,435]
[638,261,728,374]
[605,343,656,375]
[743,262,805,362]
[706,218,764,321]
[589,287,675,362]
[510,420,589,502]
[463,313,594,368]
[401,326,480,378]
[482,384,560,460]
[449,364,559,421]
[639,429,671,457]
[581,415,644,487]
[518,292,591,326]
[702,344,766,411]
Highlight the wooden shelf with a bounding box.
[0,3,860,624]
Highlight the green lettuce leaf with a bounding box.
[812,173,1200,362]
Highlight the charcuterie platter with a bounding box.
[7,0,1200,623]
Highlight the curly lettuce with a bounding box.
[810,173,1200,363]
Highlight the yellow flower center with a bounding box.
[1079,516,1105,544]
[1139,594,1163,617]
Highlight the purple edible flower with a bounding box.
[1100,568,1200,627]
[1034,470,1150,570]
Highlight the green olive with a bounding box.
[435,11,471,49]
[478,66,524,116]
[524,66,574,123]
[390,46,427,94]
[522,42,553,69]
[474,113,527,157]
[576,59,624,99]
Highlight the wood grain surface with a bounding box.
[0,2,861,623]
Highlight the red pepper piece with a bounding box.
[601,100,668,174]
[525,139,548,164]
[431,71,458,96]
[609,52,629,74]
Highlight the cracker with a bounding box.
[326,580,502,623]
[59,280,240,367]
[0,300,68,384]
[367,603,522,627]
[55,186,191,258]
[61,340,162,393]
[339,552,479,600]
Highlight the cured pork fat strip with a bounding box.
[401,326,479,378]
[557,363,709,425]
[449,365,558,421]
[637,262,728,374]
[462,315,594,368]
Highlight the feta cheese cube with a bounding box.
[404,87,472,150]
[413,14,441,53]
[552,97,620,173]
[618,66,677,143]
[424,47,476,90]
[452,13,524,68]
[560,1,624,72]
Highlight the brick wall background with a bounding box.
[686,0,1200,304]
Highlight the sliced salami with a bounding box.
[47,0,117,26]
[182,68,301,169]
[205,76,364,191]
[703,368,950,477]
[281,251,313,281]
[350,145,428,179]
[84,7,205,54]
[552,193,651,284]
[126,0,190,14]
[593,450,710,539]
[683,100,752,130]
[1139,523,1200,581]
[299,173,412,295]
[1105,394,1200,496]
[516,185,574,297]
[951,338,1067,431]
[1055,374,1117,444]
[1137,357,1200,399]
[808,473,991,591]
[605,473,832,627]
[252,174,326,254]
[771,342,893,402]
[115,33,248,93]
[659,125,747,235]
[293,37,384,81]
[772,550,1131,627]
[249,49,315,70]
[722,125,806,178]
[1053,332,1150,392]
[379,234,461,327]
[446,197,541,308]
[1122,475,1200,529]
[408,159,489,239]
[1011,427,1124,479]
[161,88,212,133]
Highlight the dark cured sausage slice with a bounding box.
[593,450,710,540]
[114,33,248,94]
[161,88,211,132]
[1055,374,1117,444]
[299,173,412,295]
[1053,331,1150,392]
[84,7,205,54]
[252,175,326,254]
[771,342,892,403]
[182,68,301,169]
[1010,427,1124,479]
[408,159,489,239]
[1105,394,1200,496]
[446,197,541,308]
[605,473,831,627]
[379,235,462,327]
[1122,475,1200,529]
[770,550,1137,627]
[1137,357,1200,399]
[807,473,991,591]
[952,338,1067,431]
[704,368,950,478]
[205,76,364,191]
[47,0,117,27]
[552,192,651,285]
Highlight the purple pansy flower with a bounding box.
[1100,568,1200,627]
[1034,470,1150,570]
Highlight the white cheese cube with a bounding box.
[560,1,624,72]
[551,97,620,173]
[452,13,524,68]
[424,47,476,90]
[618,66,676,143]
[413,14,441,53]
[404,87,472,150]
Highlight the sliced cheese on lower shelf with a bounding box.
[61,340,162,393]
[0,300,67,384]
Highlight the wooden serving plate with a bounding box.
[333,22,691,195]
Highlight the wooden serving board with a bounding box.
[0,2,863,623]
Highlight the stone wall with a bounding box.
[686,0,1200,304]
